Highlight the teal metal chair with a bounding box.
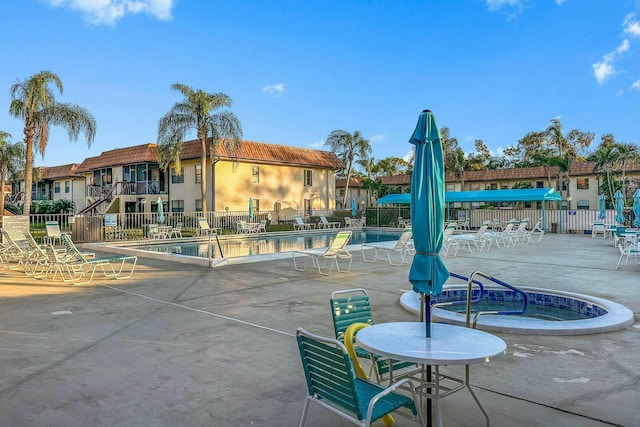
[296,328,424,427]
[330,289,418,385]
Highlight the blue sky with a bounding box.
[0,0,638,168]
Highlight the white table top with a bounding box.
[355,322,507,365]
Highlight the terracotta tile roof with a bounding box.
[179,139,345,169]
[76,144,158,172]
[381,174,411,185]
[38,164,82,180]
[336,178,363,187]
[75,140,344,172]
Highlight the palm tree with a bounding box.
[157,84,242,214]
[9,71,96,215]
[615,142,639,198]
[592,141,620,205]
[0,131,25,219]
[325,130,372,207]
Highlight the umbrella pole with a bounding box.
[421,293,433,426]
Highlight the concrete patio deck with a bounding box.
[0,234,638,426]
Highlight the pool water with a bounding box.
[442,301,591,321]
[129,229,402,259]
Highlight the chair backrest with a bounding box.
[61,234,88,263]
[46,221,62,238]
[296,328,363,418]
[197,217,210,230]
[502,222,515,233]
[393,230,413,249]
[294,215,305,225]
[516,219,529,232]
[330,288,374,342]
[325,231,352,256]
[22,231,44,255]
[320,215,329,224]
[477,220,491,234]
[443,226,455,241]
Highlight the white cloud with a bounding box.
[43,0,173,25]
[623,13,640,37]
[616,38,630,54]
[308,140,324,149]
[262,83,286,97]
[368,134,384,143]
[485,0,523,12]
[632,80,640,90]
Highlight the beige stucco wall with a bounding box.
[209,160,336,212]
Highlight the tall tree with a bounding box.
[591,135,620,205]
[325,130,371,207]
[157,84,242,214]
[0,132,25,218]
[9,71,96,215]
[615,142,640,198]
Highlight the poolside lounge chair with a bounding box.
[450,220,492,252]
[293,214,315,230]
[198,217,220,236]
[44,221,67,246]
[489,222,517,248]
[441,224,460,257]
[361,229,414,265]
[292,230,352,275]
[0,228,32,270]
[58,234,137,285]
[296,328,424,427]
[318,214,340,229]
[397,217,411,228]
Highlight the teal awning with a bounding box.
[376,188,561,205]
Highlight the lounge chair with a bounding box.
[58,234,137,285]
[292,230,352,275]
[361,229,414,265]
[510,218,530,245]
[198,217,220,236]
[296,328,424,427]
[0,228,32,270]
[450,220,492,252]
[44,221,67,246]
[441,224,460,257]
[489,222,517,248]
[318,214,340,229]
[256,219,267,233]
[293,214,315,230]
[397,217,411,228]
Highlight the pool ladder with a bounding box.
[431,271,528,329]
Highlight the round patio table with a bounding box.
[356,322,506,427]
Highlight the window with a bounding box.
[195,164,202,184]
[556,180,567,191]
[252,166,259,183]
[486,183,497,190]
[253,199,260,212]
[65,181,70,193]
[195,199,202,211]
[171,200,184,212]
[446,184,455,191]
[304,170,312,186]
[536,181,544,188]
[54,182,60,193]
[171,167,184,184]
[500,183,509,189]
[577,200,590,210]
[304,199,312,215]
[576,178,589,190]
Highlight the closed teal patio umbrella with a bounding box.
[351,198,357,217]
[249,197,254,221]
[408,110,449,338]
[598,194,606,220]
[633,189,640,228]
[615,190,625,224]
[157,197,164,224]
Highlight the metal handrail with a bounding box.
[430,272,485,313]
[465,270,528,328]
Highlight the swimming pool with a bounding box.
[87,228,404,266]
[400,286,634,335]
